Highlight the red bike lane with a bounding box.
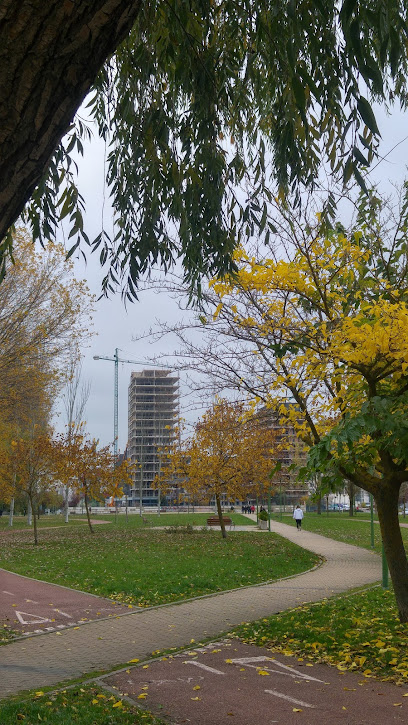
[105,640,408,725]
[0,569,136,637]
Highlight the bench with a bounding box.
[206,516,235,529]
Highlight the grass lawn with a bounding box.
[0,684,165,724]
[233,585,408,684]
[0,525,319,611]
[0,511,255,532]
[0,514,92,530]
[272,512,408,554]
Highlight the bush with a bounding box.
[258,509,269,521]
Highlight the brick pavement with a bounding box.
[0,521,381,699]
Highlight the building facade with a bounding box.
[128,369,179,508]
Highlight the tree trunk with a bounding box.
[64,483,70,523]
[8,497,14,527]
[348,482,355,517]
[28,495,38,545]
[84,490,94,533]
[27,499,32,526]
[0,1,143,245]
[317,495,322,515]
[215,492,227,539]
[376,484,408,622]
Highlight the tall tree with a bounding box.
[55,432,127,533]
[194,192,408,621]
[0,430,56,545]
[61,356,91,523]
[1,1,408,296]
[162,400,278,537]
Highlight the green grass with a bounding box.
[111,511,255,528]
[0,684,165,724]
[272,511,408,554]
[233,585,408,684]
[0,511,255,531]
[0,515,91,530]
[0,525,319,611]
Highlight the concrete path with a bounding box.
[0,521,381,699]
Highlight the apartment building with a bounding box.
[128,369,179,508]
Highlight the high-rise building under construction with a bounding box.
[128,369,179,508]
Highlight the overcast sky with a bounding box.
[52,102,408,453]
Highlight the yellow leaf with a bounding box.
[225,659,233,664]
[293,708,302,712]
[128,658,139,663]
[92,699,98,705]
[137,694,147,699]
[191,697,201,701]
[193,685,201,690]
[35,692,44,697]
[257,670,270,676]
[112,700,123,708]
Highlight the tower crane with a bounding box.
[93,348,167,460]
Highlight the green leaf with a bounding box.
[353,146,369,166]
[357,97,381,137]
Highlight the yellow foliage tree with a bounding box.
[162,400,279,538]
[0,228,94,433]
[0,429,56,544]
[55,432,128,533]
[207,198,408,619]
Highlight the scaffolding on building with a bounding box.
[128,369,179,508]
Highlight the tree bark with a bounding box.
[0,0,142,242]
[84,490,94,533]
[215,492,227,539]
[8,497,14,527]
[348,482,355,517]
[375,483,408,622]
[28,494,38,545]
[27,498,32,526]
[64,483,70,523]
[317,495,322,515]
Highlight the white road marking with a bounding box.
[265,689,315,708]
[184,661,226,675]
[229,656,325,683]
[24,599,39,604]
[2,591,14,596]
[52,608,72,618]
[230,656,275,665]
[15,611,51,625]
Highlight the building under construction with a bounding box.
[128,369,179,508]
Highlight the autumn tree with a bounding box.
[55,433,127,533]
[0,228,94,432]
[172,190,408,620]
[162,401,278,538]
[0,430,57,544]
[2,1,408,297]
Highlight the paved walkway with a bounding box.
[0,521,381,698]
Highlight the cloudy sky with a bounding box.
[53,103,408,453]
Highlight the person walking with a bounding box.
[293,505,304,531]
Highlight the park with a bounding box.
[3,1,408,723]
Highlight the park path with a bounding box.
[0,520,381,698]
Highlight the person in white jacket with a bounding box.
[293,505,304,531]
